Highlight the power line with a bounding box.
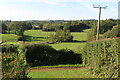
[93,5,107,40]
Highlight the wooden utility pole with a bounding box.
[93,5,107,40]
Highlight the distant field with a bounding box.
[0,34,19,42]
[1,29,90,51]
[50,29,89,51]
[28,69,96,78]
[24,30,54,42]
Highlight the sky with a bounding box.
[0,0,119,21]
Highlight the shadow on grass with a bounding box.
[23,35,49,41]
[64,40,87,43]
[33,37,49,39]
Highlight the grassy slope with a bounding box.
[28,69,96,78]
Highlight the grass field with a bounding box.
[1,29,90,52]
[0,34,19,42]
[50,29,89,51]
[28,69,96,78]
[23,29,89,51]
[24,30,54,42]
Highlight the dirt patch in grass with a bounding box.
[30,67,86,72]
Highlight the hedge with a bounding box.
[2,44,30,79]
[25,43,82,66]
[83,38,120,78]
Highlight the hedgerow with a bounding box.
[82,38,120,78]
[25,43,82,66]
[2,44,30,79]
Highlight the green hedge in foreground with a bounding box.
[2,44,30,79]
[83,38,120,78]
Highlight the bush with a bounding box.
[104,25,120,38]
[25,43,82,66]
[25,43,57,66]
[49,30,73,42]
[82,38,120,78]
[58,49,82,64]
[2,44,30,79]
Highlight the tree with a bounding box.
[104,25,120,38]
[100,20,116,34]
[2,23,7,34]
[49,29,73,42]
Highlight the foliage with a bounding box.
[87,26,97,41]
[2,21,32,37]
[25,43,57,66]
[42,20,90,32]
[49,30,73,42]
[82,38,120,78]
[2,44,30,79]
[104,25,120,38]
[2,23,7,34]
[100,19,117,34]
[25,43,82,67]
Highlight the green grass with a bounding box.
[28,69,96,78]
[0,34,19,42]
[2,29,90,52]
[24,30,54,42]
[71,32,87,41]
[50,30,89,51]
[50,42,86,52]
[23,29,89,52]
[31,64,84,69]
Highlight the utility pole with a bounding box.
[93,5,107,40]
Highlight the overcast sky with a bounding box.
[0,0,119,21]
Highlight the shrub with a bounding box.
[2,44,30,79]
[82,38,120,78]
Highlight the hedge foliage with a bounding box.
[2,44,30,79]
[25,43,82,67]
[83,38,120,78]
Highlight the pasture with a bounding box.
[1,29,90,51]
[28,68,95,78]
